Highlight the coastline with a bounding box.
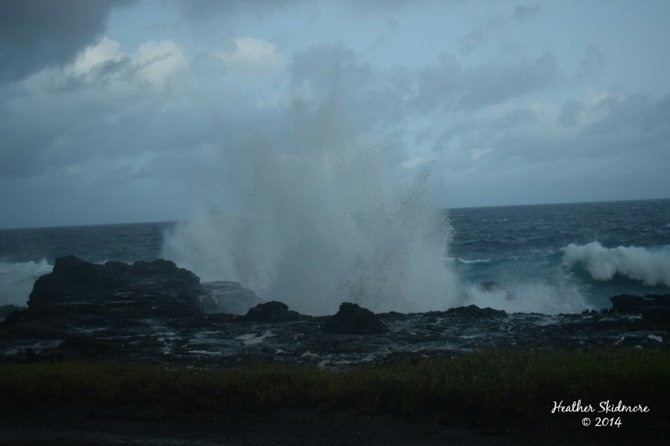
[1,256,668,444]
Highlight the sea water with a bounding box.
[448,199,670,313]
[1,199,669,314]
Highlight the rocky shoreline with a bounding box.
[1,256,668,367]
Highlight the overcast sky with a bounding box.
[1,0,669,229]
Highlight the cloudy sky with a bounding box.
[1,0,669,229]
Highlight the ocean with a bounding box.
[1,199,669,314]
[448,199,670,313]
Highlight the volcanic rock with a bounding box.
[446,305,506,318]
[27,255,202,318]
[321,302,388,335]
[610,294,670,315]
[642,308,670,326]
[240,301,301,322]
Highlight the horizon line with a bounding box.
[1,196,668,231]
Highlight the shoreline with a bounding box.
[1,257,668,444]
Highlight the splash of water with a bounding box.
[162,106,458,315]
[0,259,53,306]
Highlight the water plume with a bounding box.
[0,259,53,306]
[162,100,458,315]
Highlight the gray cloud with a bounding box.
[460,4,541,53]
[460,52,559,110]
[438,94,670,207]
[413,52,560,113]
[174,0,432,19]
[563,94,666,158]
[0,32,579,226]
[512,5,541,21]
[578,44,606,81]
[430,89,670,176]
[1,1,667,227]
[559,100,584,127]
[171,0,302,20]
[0,0,132,82]
[288,44,405,146]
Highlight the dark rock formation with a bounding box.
[1,257,669,368]
[610,294,670,315]
[642,308,670,326]
[446,305,506,318]
[322,302,388,335]
[27,255,202,318]
[240,301,301,322]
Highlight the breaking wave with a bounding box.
[452,253,592,314]
[562,242,670,287]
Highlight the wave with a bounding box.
[451,251,592,314]
[0,259,53,306]
[562,242,670,287]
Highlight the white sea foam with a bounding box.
[562,242,670,287]
[0,259,53,306]
[236,330,274,346]
[462,280,590,315]
[453,257,493,264]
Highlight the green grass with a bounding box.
[1,349,668,418]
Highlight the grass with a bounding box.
[1,349,668,419]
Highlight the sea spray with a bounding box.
[0,259,53,306]
[162,105,458,314]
